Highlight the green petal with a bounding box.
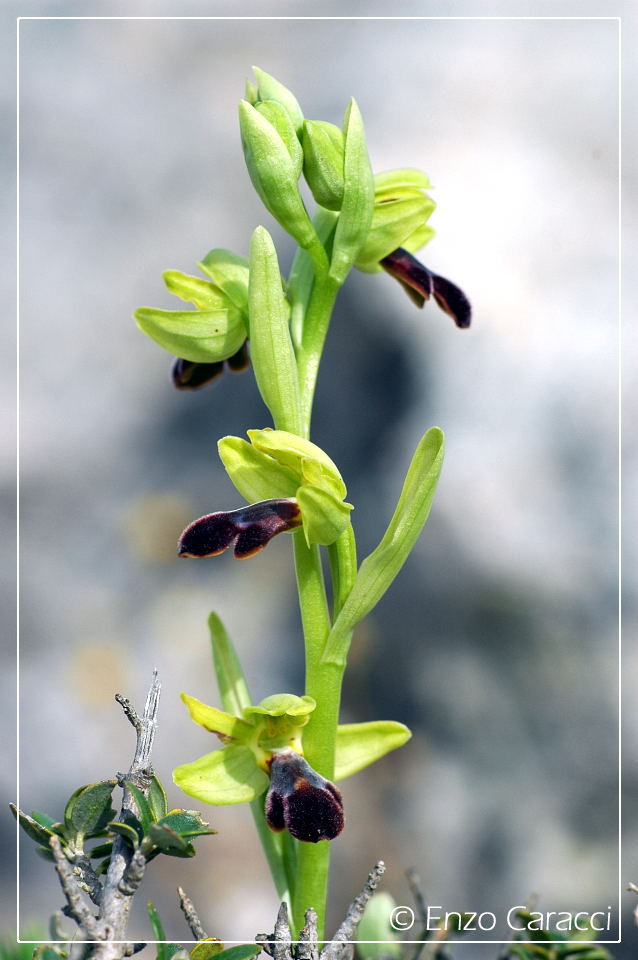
[248,429,345,494]
[197,249,250,314]
[322,427,445,665]
[296,484,353,547]
[163,271,231,311]
[244,693,316,719]
[173,745,269,805]
[334,721,411,780]
[180,693,254,740]
[134,307,246,364]
[218,436,299,503]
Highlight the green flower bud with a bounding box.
[302,120,345,211]
[329,98,375,286]
[239,101,316,249]
[355,169,436,273]
[252,66,304,135]
[256,100,303,177]
[248,227,302,434]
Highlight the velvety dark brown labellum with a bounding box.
[380,247,471,328]
[265,749,344,844]
[178,499,302,560]
[226,342,251,372]
[172,357,224,390]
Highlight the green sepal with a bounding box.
[323,427,445,664]
[108,819,141,848]
[11,804,56,848]
[218,436,299,504]
[190,941,225,960]
[248,429,344,494]
[239,103,316,250]
[356,893,402,959]
[334,721,411,780]
[302,120,345,211]
[173,745,269,806]
[243,694,316,719]
[197,249,250,314]
[210,947,261,960]
[148,775,168,823]
[162,272,230,311]
[256,100,303,176]
[134,307,246,364]
[252,66,304,135]
[208,612,253,717]
[248,227,302,433]
[146,822,195,857]
[63,780,117,843]
[157,810,217,838]
[329,98,374,286]
[355,195,436,270]
[181,693,254,741]
[373,168,432,196]
[296,485,353,547]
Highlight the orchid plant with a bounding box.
[133,67,471,940]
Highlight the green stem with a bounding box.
[297,275,340,437]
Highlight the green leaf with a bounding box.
[198,250,249,313]
[10,805,55,848]
[157,810,217,838]
[63,781,117,843]
[329,98,374,286]
[296,484,353,547]
[334,721,411,780]
[87,839,114,860]
[181,693,254,740]
[163,272,231,311]
[323,427,445,665]
[134,307,246,365]
[126,783,154,836]
[208,613,253,717]
[108,818,141,848]
[211,947,261,960]
[189,941,225,960]
[31,949,66,960]
[356,893,402,959]
[148,775,168,822]
[147,902,174,960]
[253,66,304,135]
[146,823,195,858]
[29,810,57,830]
[248,227,302,434]
[217,437,299,504]
[173,745,269,806]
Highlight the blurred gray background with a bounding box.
[4,2,636,955]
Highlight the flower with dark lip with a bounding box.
[380,247,472,329]
[265,748,344,843]
[172,343,251,391]
[178,499,302,559]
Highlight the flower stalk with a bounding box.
[134,65,471,943]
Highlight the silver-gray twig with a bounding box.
[321,861,386,960]
[178,885,208,941]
